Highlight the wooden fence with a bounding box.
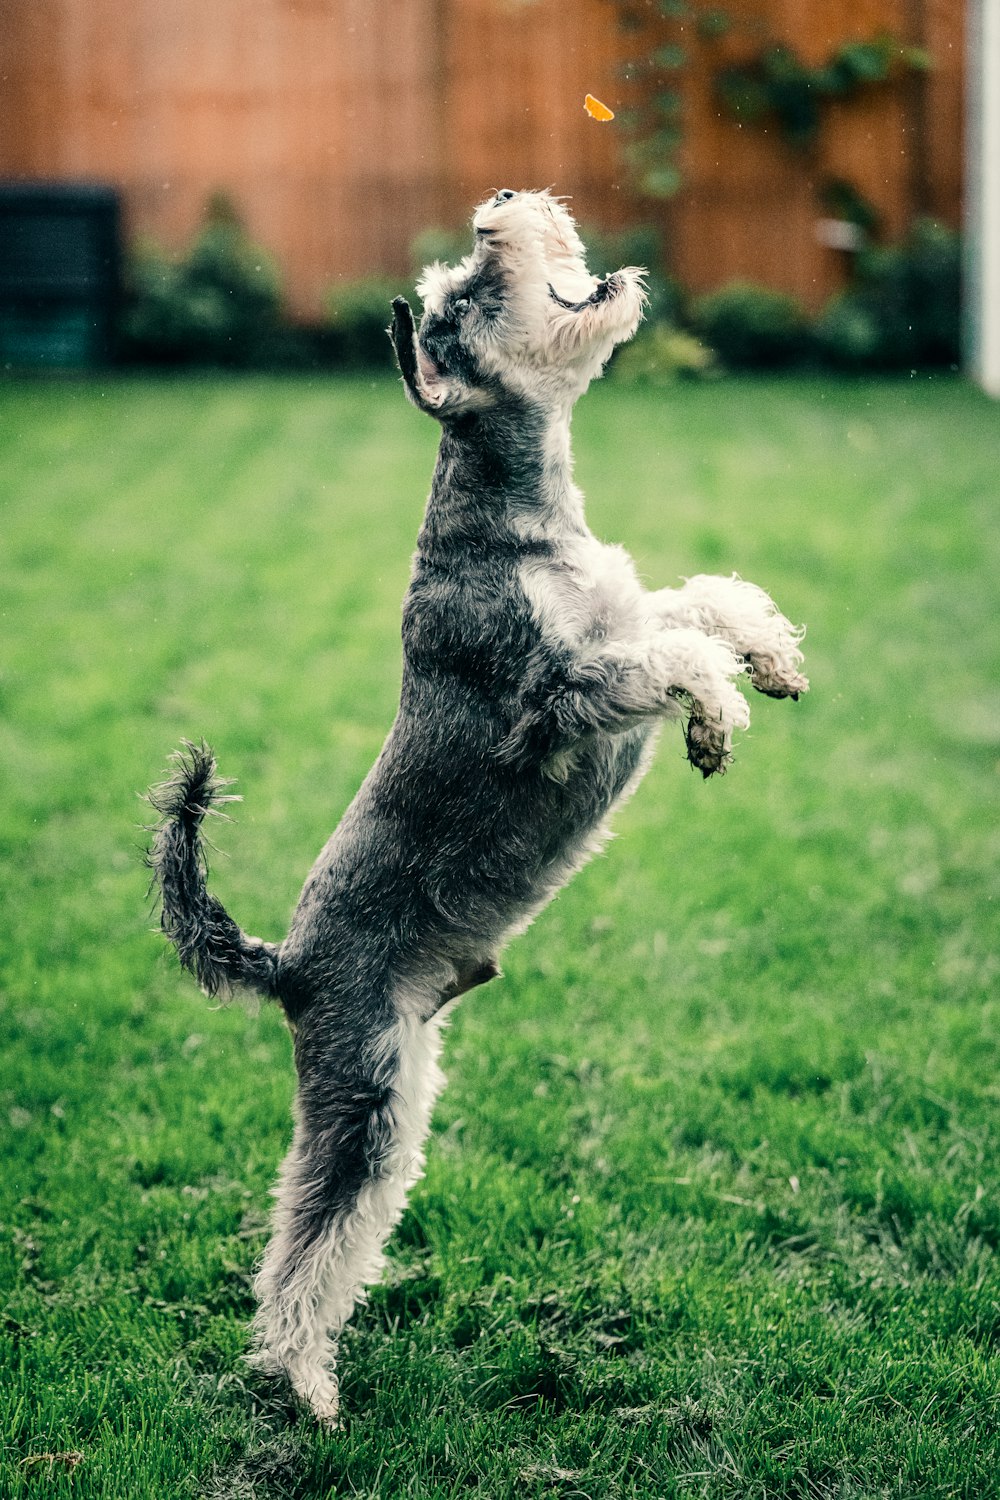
[0,0,963,317]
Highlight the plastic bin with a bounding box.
[0,182,122,369]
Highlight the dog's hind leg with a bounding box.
[248,1125,350,1423]
[248,1007,447,1426]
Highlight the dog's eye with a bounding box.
[453,297,471,318]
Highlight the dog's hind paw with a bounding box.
[251,1344,343,1430]
[310,1393,343,1431]
[296,1368,342,1430]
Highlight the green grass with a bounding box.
[1,373,999,1499]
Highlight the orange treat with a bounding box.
[584,94,615,122]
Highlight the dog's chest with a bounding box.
[519,532,647,654]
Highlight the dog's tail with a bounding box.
[145,740,280,1002]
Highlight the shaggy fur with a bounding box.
[146,189,807,1426]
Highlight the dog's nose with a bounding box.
[494,189,517,203]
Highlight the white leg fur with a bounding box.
[643,626,750,774]
[645,626,750,735]
[249,1007,448,1426]
[648,574,808,699]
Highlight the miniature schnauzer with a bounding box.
[147,188,807,1426]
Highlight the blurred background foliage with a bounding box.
[614,3,930,197]
[113,3,958,380]
[119,198,960,379]
[22,0,943,382]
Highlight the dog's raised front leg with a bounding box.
[647,574,808,700]
[502,626,750,777]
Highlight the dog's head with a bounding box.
[391,189,646,422]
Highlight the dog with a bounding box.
[146,188,807,1426]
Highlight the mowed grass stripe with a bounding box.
[1,375,998,1498]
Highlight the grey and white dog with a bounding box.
[147,189,807,1426]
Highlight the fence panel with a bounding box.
[0,0,963,317]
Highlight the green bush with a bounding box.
[324,278,400,369]
[612,323,716,384]
[817,217,960,369]
[121,195,285,366]
[815,295,883,367]
[321,227,471,371]
[691,282,810,368]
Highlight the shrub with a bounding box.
[324,279,400,369]
[816,218,960,369]
[691,282,810,368]
[321,227,470,372]
[121,194,285,366]
[815,295,883,367]
[612,323,716,384]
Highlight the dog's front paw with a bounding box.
[684,680,750,778]
[747,654,810,701]
[677,575,807,701]
[738,601,807,700]
[685,715,731,777]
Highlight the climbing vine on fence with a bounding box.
[715,35,931,149]
[612,2,931,198]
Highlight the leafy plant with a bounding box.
[716,35,931,149]
[819,178,882,240]
[324,278,400,369]
[816,218,961,369]
[121,193,284,366]
[323,227,475,371]
[409,225,470,273]
[613,4,932,204]
[612,322,716,383]
[691,281,809,368]
[579,223,682,327]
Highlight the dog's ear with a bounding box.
[389,298,492,421]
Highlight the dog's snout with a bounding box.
[494,189,517,203]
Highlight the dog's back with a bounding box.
[278,417,655,1023]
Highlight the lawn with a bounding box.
[1,372,998,1499]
